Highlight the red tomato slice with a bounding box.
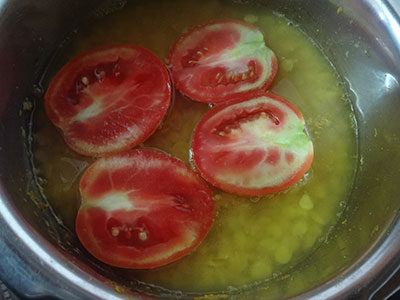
[76,149,214,269]
[192,92,314,196]
[168,20,277,104]
[45,44,171,156]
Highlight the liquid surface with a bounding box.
[33,0,357,294]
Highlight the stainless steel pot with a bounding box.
[0,0,399,299]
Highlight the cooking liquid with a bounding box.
[33,0,357,294]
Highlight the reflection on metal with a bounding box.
[384,73,398,90]
[0,280,18,300]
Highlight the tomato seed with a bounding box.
[112,62,121,77]
[81,76,89,85]
[181,46,210,67]
[111,227,119,237]
[94,69,106,82]
[213,108,281,136]
[139,231,148,241]
[212,61,258,87]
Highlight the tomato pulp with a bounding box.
[192,92,314,196]
[168,20,277,103]
[76,149,214,269]
[45,44,171,156]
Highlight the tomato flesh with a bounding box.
[192,92,314,196]
[76,149,214,269]
[168,20,277,103]
[45,44,171,156]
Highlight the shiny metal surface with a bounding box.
[0,280,18,300]
[0,0,399,299]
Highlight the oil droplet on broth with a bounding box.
[33,0,357,294]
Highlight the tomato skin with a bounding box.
[76,149,214,269]
[192,92,314,196]
[168,20,278,104]
[45,44,171,157]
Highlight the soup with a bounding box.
[33,0,357,295]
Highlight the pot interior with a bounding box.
[0,0,399,299]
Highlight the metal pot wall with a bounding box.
[0,0,400,299]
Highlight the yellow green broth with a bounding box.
[33,0,357,294]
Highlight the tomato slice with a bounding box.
[76,149,214,269]
[192,92,314,196]
[45,44,171,156]
[168,20,277,104]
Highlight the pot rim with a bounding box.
[0,0,400,299]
